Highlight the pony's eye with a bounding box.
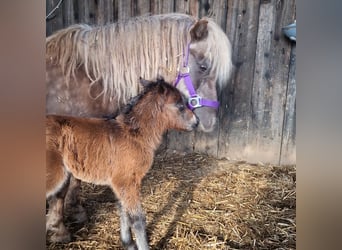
[199,64,207,72]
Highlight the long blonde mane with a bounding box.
[46,13,232,105]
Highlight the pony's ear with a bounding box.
[139,77,153,88]
[190,19,209,42]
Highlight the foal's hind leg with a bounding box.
[46,150,71,242]
[46,184,71,243]
[64,176,87,223]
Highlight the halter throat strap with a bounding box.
[174,44,220,111]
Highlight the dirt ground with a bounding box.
[46,152,296,249]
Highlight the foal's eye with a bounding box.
[177,104,185,112]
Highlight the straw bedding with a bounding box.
[47,152,296,249]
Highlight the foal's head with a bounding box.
[126,78,199,132]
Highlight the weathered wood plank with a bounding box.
[280,44,296,165]
[88,0,96,24]
[76,0,90,24]
[96,0,106,25]
[62,0,74,26]
[166,130,196,155]
[188,0,199,17]
[46,0,64,35]
[46,0,53,35]
[135,0,151,16]
[218,0,260,160]
[246,0,294,164]
[174,0,189,14]
[118,0,133,20]
[209,0,228,31]
[104,0,115,23]
[150,0,174,14]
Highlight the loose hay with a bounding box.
[47,152,296,249]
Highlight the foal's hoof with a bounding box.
[125,243,138,250]
[50,231,71,243]
[71,210,88,223]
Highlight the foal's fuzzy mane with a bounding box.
[46,13,232,105]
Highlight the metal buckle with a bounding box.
[188,96,202,109]
[178,66,190,74]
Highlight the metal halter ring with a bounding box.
[178,66,190,74]
[188,95,202,109]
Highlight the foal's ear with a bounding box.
[139,77,153,88]
[190,19,209,42]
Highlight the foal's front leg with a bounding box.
[120,204,149,250]
[129,206,148,250]
[119,204,135,250]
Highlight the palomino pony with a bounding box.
[46,13,232,226]
[46,13,232,131]
[46,78,199,248]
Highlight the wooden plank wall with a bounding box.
[46,0,296,165]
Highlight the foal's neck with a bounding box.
[117,107,167,150]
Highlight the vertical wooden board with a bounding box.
[150,0,174,14]
[96,0,114,24]
[194,128,219,157]
[209,0,228,30]
[247,0,294,164]
[46,0,53,35]
[77,0,90,24]
[88,0,97,24]
[62,0,74,26]
[135,0,151,16]
[113,0,119,21]
[118,0,133,20]
[218,0,260,160]
[166,130,196,154]
[104,0,115,23]
[174,0,190,14]
[46,0,64,35]
[96,0,106,25]
[188,0,200,17]
[280,45,296,165]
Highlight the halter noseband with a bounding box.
[174,44,220,111]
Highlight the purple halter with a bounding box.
[174,44,220,111]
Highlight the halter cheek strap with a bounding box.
[173,44,220,111]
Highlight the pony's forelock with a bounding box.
[204,17,233,89]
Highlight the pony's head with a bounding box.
[175,17,232,132]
